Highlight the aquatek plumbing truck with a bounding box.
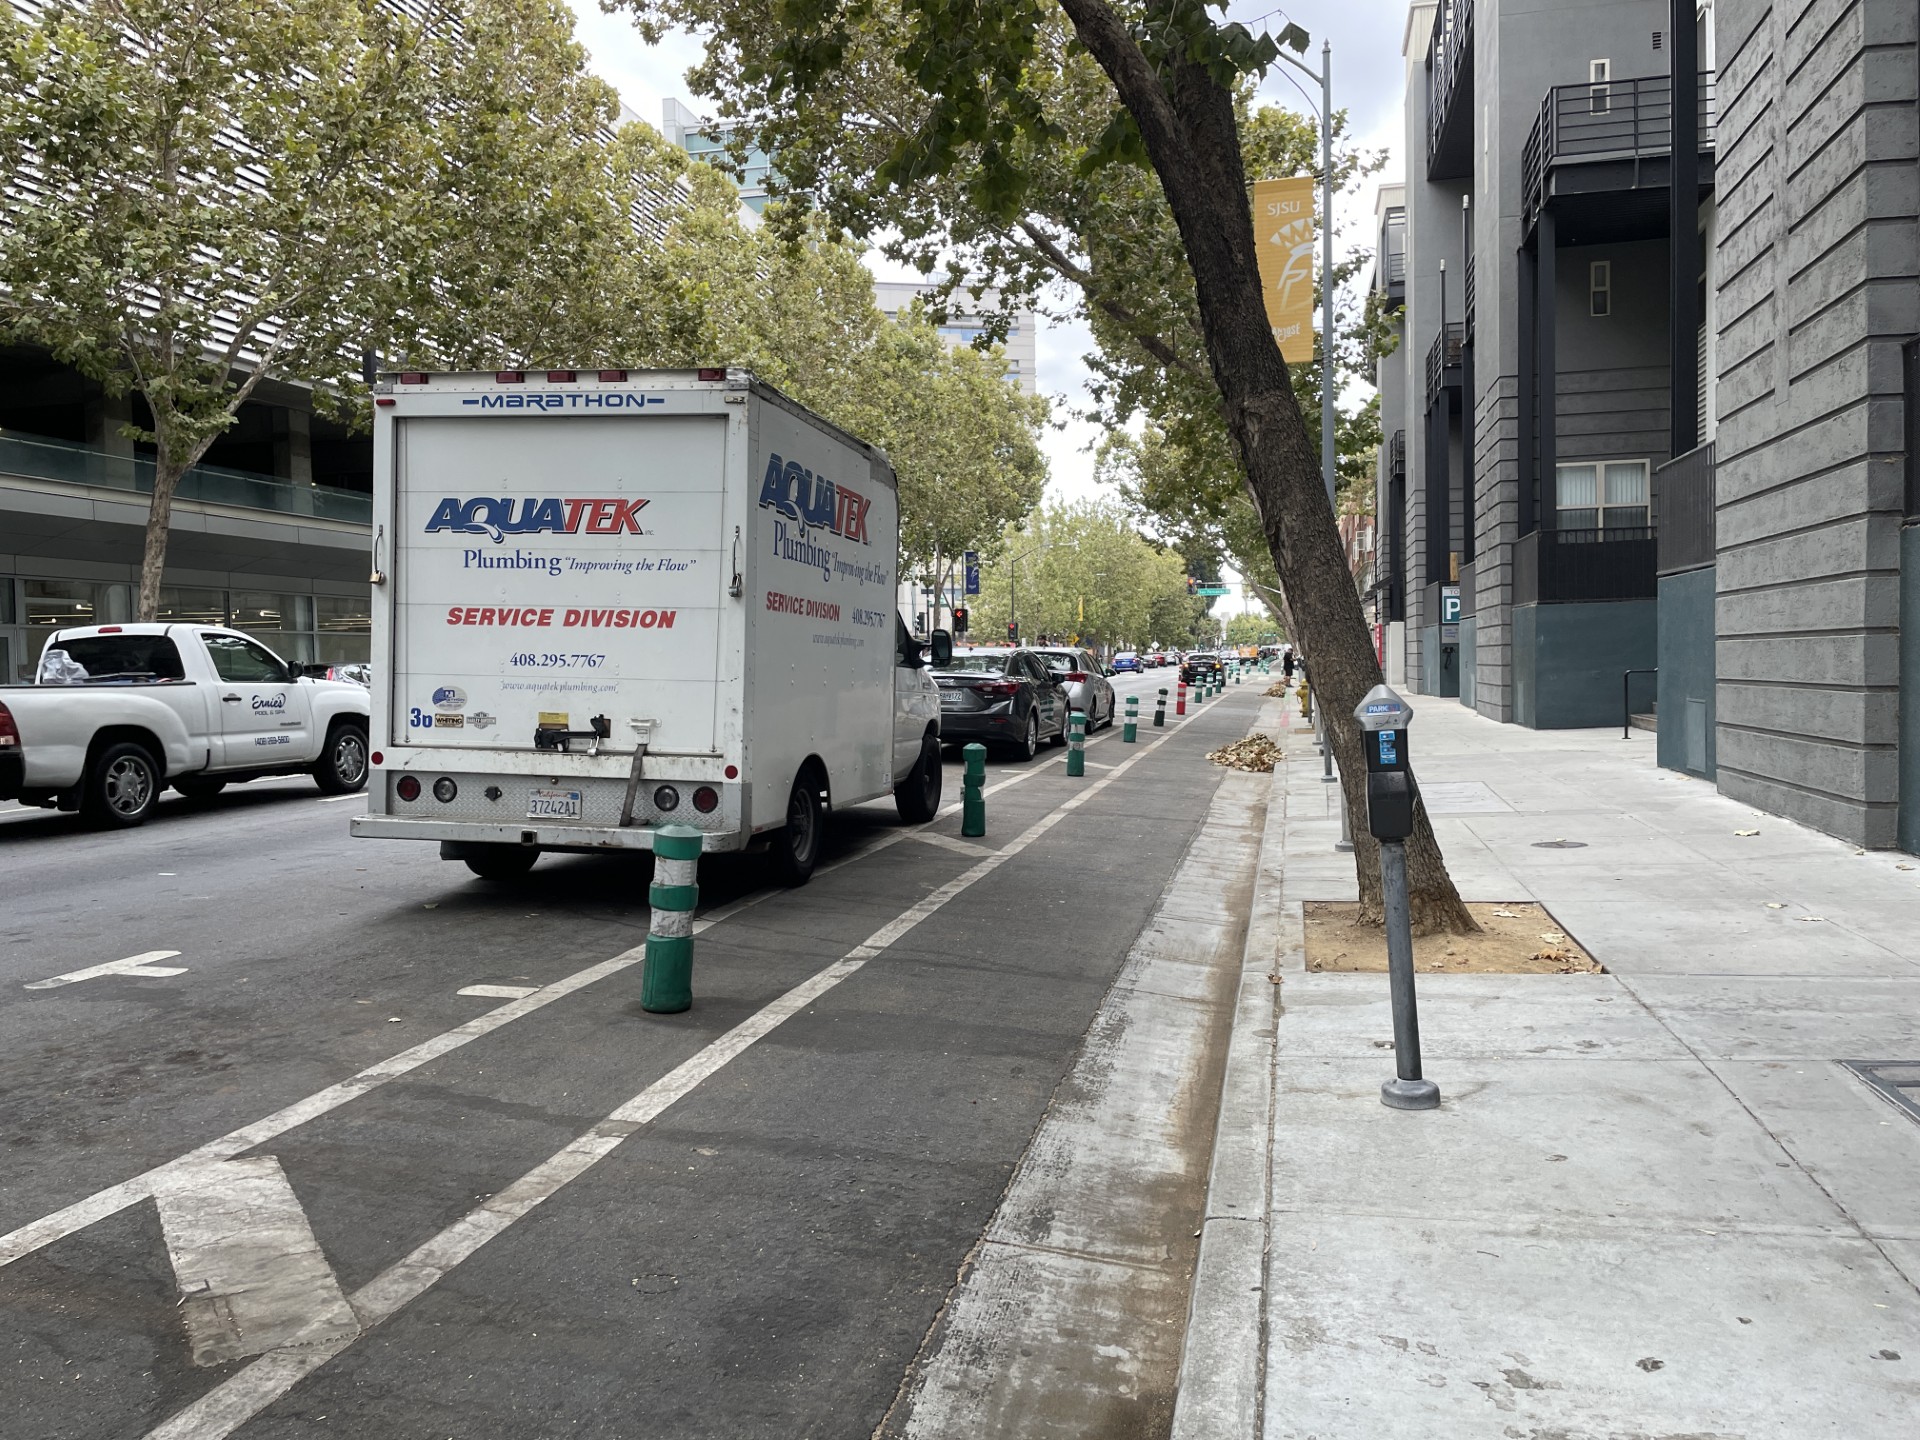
[351,368,948,882]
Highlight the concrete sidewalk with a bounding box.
[1177,697,1920,1439]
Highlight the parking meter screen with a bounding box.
[1376,730,1399,766]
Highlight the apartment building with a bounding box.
[1372,0,1918,850]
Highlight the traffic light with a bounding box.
[1186,575,1196,595]
[1006,620,1018,642]
[952,606,968,633]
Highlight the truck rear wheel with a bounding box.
[894,733,942,825]
[82,742,161,828]
[460,845,539,881]
[314,722,369,794]
[769,774,822,886]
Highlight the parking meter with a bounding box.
[1353,684,1416,842]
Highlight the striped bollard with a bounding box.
[1154,688,1167,727]
[1123,695,1138,743]
[961,743,987,837]
[641,824,702,1013]
[1065,710,1086,776]
[1177,681,1187,716]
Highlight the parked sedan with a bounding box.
[1180,651,1225,686]
[931,648,1071,760]
[1112,652,1143,674]
[1033,646,1116,730]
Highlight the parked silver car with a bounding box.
[1032,646,1116,730]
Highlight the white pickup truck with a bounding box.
[0,625,371,826]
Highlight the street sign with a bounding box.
[1440,584,1460,644]
[963,551,980,595]
[1196,585,1231,597]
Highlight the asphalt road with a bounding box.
[1,667,1265,1439]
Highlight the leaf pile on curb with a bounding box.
[1530,947,1604,973]
[1207,734,1286,771]
[1264,681,1290,698]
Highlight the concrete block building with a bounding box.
[1373,0,1919,850]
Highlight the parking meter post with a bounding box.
[961,743,987,837]
[640,825,702,1013]
[1123,696,1138,743]
[1154,688,1167,728]
[1353,684,1439,1111]
[1066,710,1086,777]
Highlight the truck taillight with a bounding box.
[398,372,428,385]
[598,369,628,382]
[496,370,525,384]
[396,775,421,802]
[692,786,719,814]
[546,370,576,382]
[0,703,17,748]
[697,367,727,381]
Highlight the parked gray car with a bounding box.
[1032,647,1116,731]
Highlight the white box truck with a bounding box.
[351,368,948,882]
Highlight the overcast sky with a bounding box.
[562,2,1414,616]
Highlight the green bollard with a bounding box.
[641,824,702,1013]
[1123,695,1138,743]
[961,742,987,837]
[1065,709,1087,776]
[1155,687,1167,726]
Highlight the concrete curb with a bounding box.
[1167,702,1289,1440]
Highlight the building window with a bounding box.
[1590,261,1612,317]
[1589,58,1611,113]
[1557,461,1649,531]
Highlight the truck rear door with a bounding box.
[390,411,732,759]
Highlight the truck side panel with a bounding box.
[742,396,900,829]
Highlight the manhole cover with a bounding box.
[1841,1061,1920,1124]
[1531,839,1588,849]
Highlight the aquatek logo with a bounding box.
[757,454,871,545]
[425,497,649,544]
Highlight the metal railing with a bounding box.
[1389,428,1406,476]
[1378,208,1407,298]
[1426,0,1474,177]
[1464,253,1476,332]
[0,432,372,525]
[1654,442,1715,575]
[1522,72,1717,228]
[1425,323,1464,399]
[1515,526,1659,604]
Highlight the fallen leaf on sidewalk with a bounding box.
[1492,909,1521,918]
[1898,864,1915,871]
[1206,734,1286,771]
[1765,902,1786,909]
[1795,916,1827,923]
[1539,932,1568,943]
[1734,829,1759,837]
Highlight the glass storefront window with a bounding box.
[231,592,306,634]
[24,579,131,630]
[156,587,228,626]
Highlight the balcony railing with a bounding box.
[1522,72,1717,229]
[1464,253,1476,333]
[1377,208,1407,301]
[1654,442,1715,575]
[0,432,372,525]
[1515,526,1659,604]
[1425,324,1464,400]
[1389,428,1406,476]
[1425,0,1475,180]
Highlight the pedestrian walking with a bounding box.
[1282,647,1296,687]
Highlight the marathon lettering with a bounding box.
[764,591,842,622]
[756,454,871,545]
[425,496,649,544]
[444,606,676,628]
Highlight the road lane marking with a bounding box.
[909,832,999,859]
[315,795,365,805]
[142,716,1190,1439]
[0,830,905,1272]
[457,984,539,1001]
[24,951,187,990]
[153,1157,357,1367]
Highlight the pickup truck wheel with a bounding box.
[314,722,369,794]
[83,742,160,828]
[893,733,942,824]
[769,775,822,886]
[462,845,539,881]
[174,777,227,802]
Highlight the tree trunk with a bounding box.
[1058,0,1477,934]
[138,456,185,623]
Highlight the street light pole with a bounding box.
[1277,39,1338,511]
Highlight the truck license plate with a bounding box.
[527,788,583,820]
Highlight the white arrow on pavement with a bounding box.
[24,950,187,990]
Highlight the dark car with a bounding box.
[931,647,1071,760]
[1181,651,1225,686]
